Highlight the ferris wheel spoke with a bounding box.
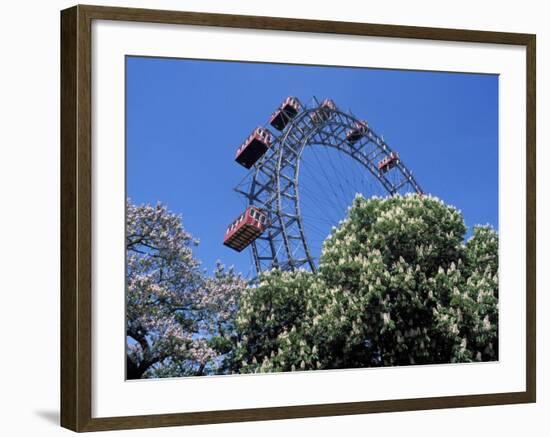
[305,145,349,214]
[299,158,349,220]
[317,144,356,210]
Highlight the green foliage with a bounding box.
[233,194,499,372]
[233,270,318,372]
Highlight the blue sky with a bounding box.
[126,56,498,277]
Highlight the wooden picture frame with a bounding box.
[60,4,536,432]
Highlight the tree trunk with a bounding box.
[126,355,151,379]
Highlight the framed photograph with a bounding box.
[60,4,536,432]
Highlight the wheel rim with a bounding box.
[234,97,423,276]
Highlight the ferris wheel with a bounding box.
[223,96,424,276]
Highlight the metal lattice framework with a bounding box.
[234,97,423,275]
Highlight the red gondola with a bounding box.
[346,120,368,144]
[235,127,272,169]
[378,152,399,173]
[269,96,301,131]
[223,207,268,252]
[310,98,337,123]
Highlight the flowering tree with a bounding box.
[126,200,246,379]
[233,194,498,373]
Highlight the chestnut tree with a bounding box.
[233,194,498,373]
